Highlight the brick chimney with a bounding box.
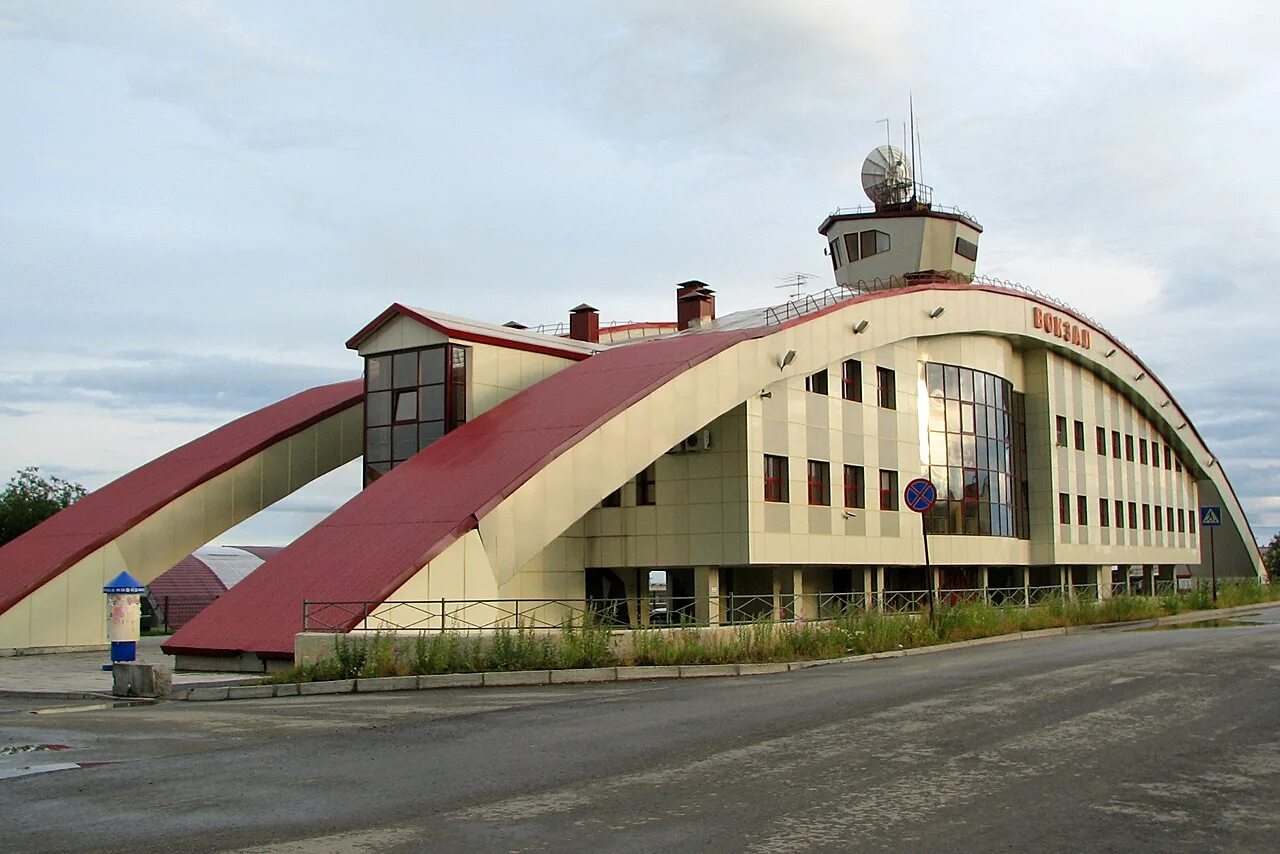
[676,281,715,330]
[568,303,600,343]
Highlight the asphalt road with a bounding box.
[2,608,1279,853]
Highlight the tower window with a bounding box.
[955,236,979,262]
[843,233,860,264]
[859,229,891,258]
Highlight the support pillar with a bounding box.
[1142,565,1153,597]
[875,566,886,611]
[772,568,784,621]
[980,566,990,605]
[863,567,873,611]
[637,568,651,627]
[1098,566,1111,600]
[694,565,720,626]
[1022,567,1031,608]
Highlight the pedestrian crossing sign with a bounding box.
[1199,506,1222,527]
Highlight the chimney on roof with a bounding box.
[676,280,716,331]
[569,303,600,343]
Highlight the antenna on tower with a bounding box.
[909,92,919,188]
[776,272,817,300]
[876,118,890,150]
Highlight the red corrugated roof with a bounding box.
[0,380,362,618]
[164,331,752,658]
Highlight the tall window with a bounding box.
[636,464,657,506]
[1074,420,1086,451]
[1189,511,1196,535]
[1096,426,1107,455]
[1128,502,1138,529]
[1077,495,1088,526]
[879,470,899,511]
[1177,508,1186,533]
[807,460,831,506]
[1055,416,1068,447]
[1166,507,1175,531]
[1154,505,1163,531]
[1125,434,1135,461]
[1142,504,1151,530]
[1139,438,1148,465]
[1099,497,1110,527]
[763,455,788,503]
[1059,493,1071,524]
[876,367,896,409]
[843,465,865,509]
[364,344,468,484]
[1115,499,1125,529]
[1111,430,1122,459]
[922,362,1028,538]
[842,359,863,402]
[1164,444,1172,470]
[805,369,829,395]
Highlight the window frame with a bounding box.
[843,464,865,509]
[805,369,829,396]
[1059,492,1071,524]
[1055,416,1068,448]
[841,359,863,402]
[635,464,657,506]
[879,469,899,511]
[876,366,896,410]
[763,454,789,503]
[1096,426,1107,455]
[807,460,831,506]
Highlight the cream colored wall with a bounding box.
[919,220,980,277]
[0,404,364,651]
[355,315,447,355]
[1038,349,1200,567]
[365,284,1265,617]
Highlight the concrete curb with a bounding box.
[167,601,1280,702]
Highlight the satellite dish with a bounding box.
[861,144,914,206]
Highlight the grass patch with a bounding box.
[269,584,1278,684]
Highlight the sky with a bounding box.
[1,0,1277,547]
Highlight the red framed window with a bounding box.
[764,454,788,503]
[363,343,468,485]
[879,469,899,511]
[843,464,865,509]
[876,367,896,410]
[842,359,863,402]
[1077,494,1088,526]
[807,460,830,506]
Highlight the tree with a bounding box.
[1265,532,1280,578]
[0,467,87,547]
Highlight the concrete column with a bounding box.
[638,569,651,627]
[980,566,990,605]
[863,567,873,611]
[1022,567,1031,608]
[1060,566,1068,599]
[875,566,886,611]
[772,568,784,621]
[1142,565,1154,597]
[794,567,818,620]
[1097,566,1111,600]
[694,565,720,626]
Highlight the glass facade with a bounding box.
[364,344,468,484]
[923,362,1030,538]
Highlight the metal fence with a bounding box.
[303,583,1147,634]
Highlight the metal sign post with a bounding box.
[1200,506,1222,604]
[904,478,939,626]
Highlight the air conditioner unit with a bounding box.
[682,430,713,452]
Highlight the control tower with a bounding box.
[818,145,982,290]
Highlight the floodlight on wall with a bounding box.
[1134,371,1146,381]
[842,511,857,520]
[1177,422,1187,430]
[1160,400,1170,408]
[778,350,797,370]
[928,306,945,319]
[852,320,870,334]
[760,390,773,399]
[1208,457,1217,467]
[1104,348,1117,357]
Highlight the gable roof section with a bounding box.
[0,380,362,618]
[346,303,604,360]
[165,331,751,658]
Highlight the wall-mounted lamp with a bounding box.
[928,306,946,319]
[852,320,870,334]
[842,511,857,520]
[1134,371,1146,381]
[1177,422,1187,430]
[1160,400,1170,408]
[1104,348,1117,358]
[778,350,797,370]
[1208,457,1217,468]
[760,391,773,399]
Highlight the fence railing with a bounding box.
[303,582,1170,634]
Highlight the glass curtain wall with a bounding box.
[923,362,1029,538]
[363,344,468,484]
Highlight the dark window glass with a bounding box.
[366,390,393,427]
[843,233,860,264]
[805,369,829,395]
[844,465,865,509]
[365,426,391,463]
[876,367,896,409]
[1125,434,1134,461]
[1175,458,1182,473]
[879,470,898,511]
[1142,504,1151,530]
[842,360,863,402]
[807,460,831,506]
[1189,511,1196,535]
[367,355,392,391]
[1178,509,1186,533]
[1166,506,1175,531]
[1164,444,1172,470]
[1128,502,1138,529]
[764,455,788,503]
[636,464,657,506]
[1077,495,1088,526]
[1074,420,1085,451]
[1115,499,1124,529]
[420,387,444,421]
[955,236,979,261]
[876,230,890,253]
[418,420,444,449]
[1112,430,1122,459]
[393,351,418,388]
[1139,438,1148,465]
[392,424,417,462]
[601,487,622,508]
[1059,493,1070,524]
[1099,497,1110,527]
[420,349,446,385]
[860,230,877,258]
[393,390,417,423]
[1096,426,1106,455]
[829,238,842,268]
[1155,505,1163,531]
[1055,416,1068,447]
